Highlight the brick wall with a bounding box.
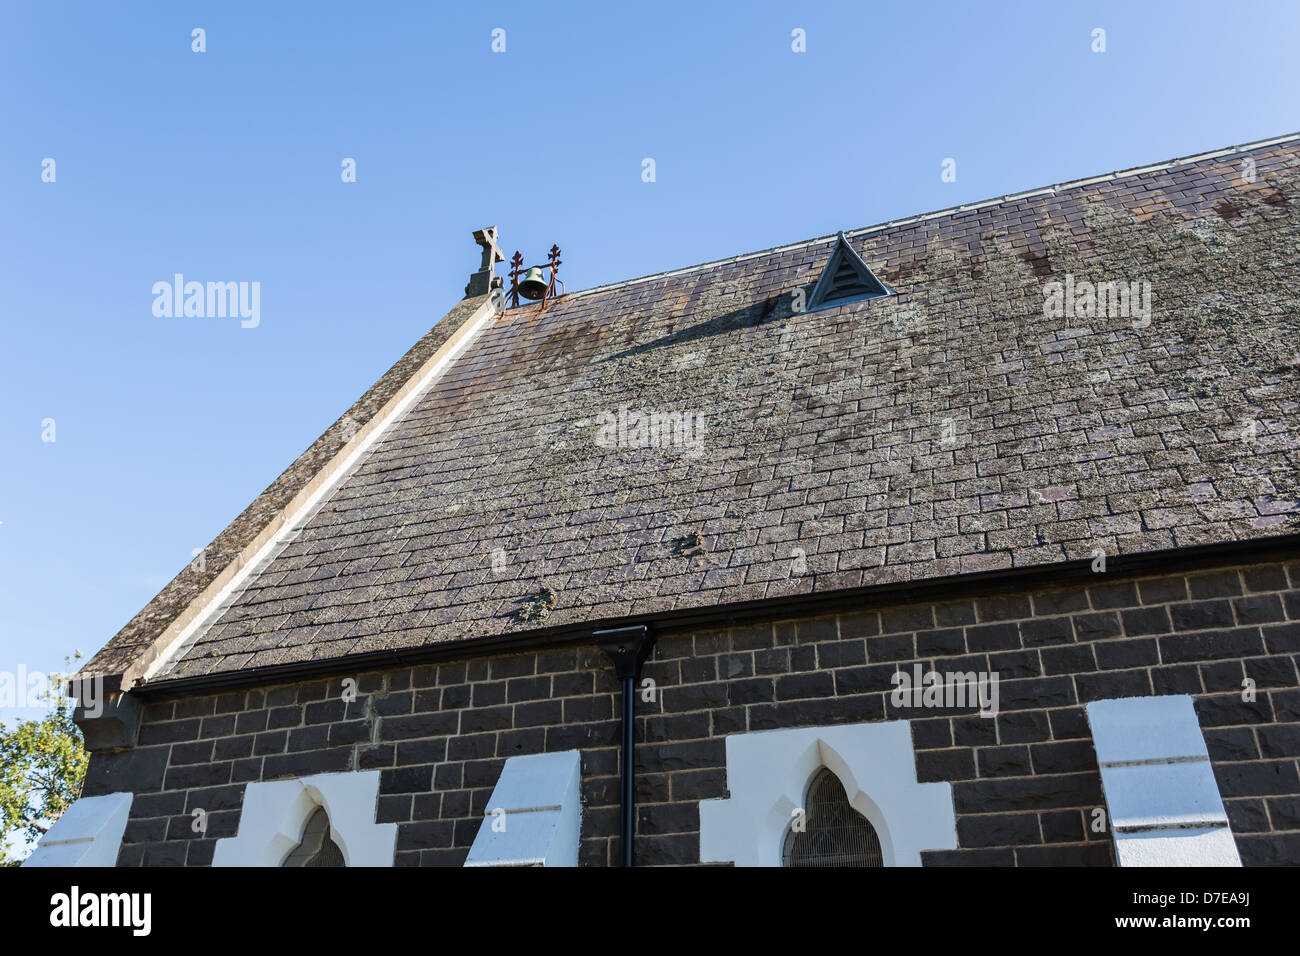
[85,558,1300,866]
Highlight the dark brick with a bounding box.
[263,749,351,778]
[1224,798,1270,833]
[935,601,977,626]
[958,812,1040,847]
[775,672,834,701]
[381,766,433,794]
[1033,589,1090,615]
[1015,843,1112,866]
[953,714,998,746]
[164,762,232,790]
[1170,600,1236,631]
[1075,668,1152,702]
[666,682,729,712]
[1039,810,1085,843]
[976,594,1033,622]
[1031,740,1097,775]
[998,710,1051,744]
[1256,723,1300,758]
[1041,643,1096,675]
[1263,622,1300,655]
[472,682,506,707]
[1187,571,1242,599]
[1121,606,1170,636]
[1073,613,1121,642]
[911,717,953,749]
[917,627,967,657]
[1204,727,1259,761]
[1236,832,1300,866]
[977,746,1031,777]
[1265,795,1300,830]
[1020,616,1073,646]
[999,676,1075,710]
[923,847,1016,866]
[1087,581,1138,610]
[1234,595,1285,625]
[1094,638,1158,670]
[953,772,1103,813]
[880,605,934,634]
[1160,628,1264,663]
[1048,706,1089,740]
[867,633,915,662]
[916,748,975,783]
[1194,693,1273,726]
[1241,565,1287,592]
[1212,760,1300,798]
[967,623,1020,652]
[813,642,863,669]
[1151,663,1203,695]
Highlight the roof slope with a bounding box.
[97,135,1300,685]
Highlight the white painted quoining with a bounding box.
[698,720,957,866]
[464,749,582,867]
[1086,695,1241,867]
[212,770,396,867]
[22,792,133,867]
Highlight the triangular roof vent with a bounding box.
[807,232,892,311]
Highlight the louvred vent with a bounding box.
[807,231,891,310]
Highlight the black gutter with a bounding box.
[594,625,655,868]
[128,530,1300,698]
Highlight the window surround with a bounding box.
[699,720,957,866]
[212,769,396,867]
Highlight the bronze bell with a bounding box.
[518,266,548,300]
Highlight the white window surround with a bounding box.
[699,720,957,867]
[1086,695,1241,867]
[23,792,133,867]
[212,769,396,867]
[465,749,582,867]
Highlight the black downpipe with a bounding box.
[595,625,654,868]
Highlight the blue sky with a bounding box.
[1,0,1297,723]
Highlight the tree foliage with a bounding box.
[0,656,88,865]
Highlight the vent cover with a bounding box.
[782,768,884,867]
[806,232,891,310]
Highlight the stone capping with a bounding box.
[1086,695,1241,867]
[212,769,396,867]
[698,719,958,866]
[464,750,582,867]
[23,792,133,867]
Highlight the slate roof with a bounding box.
[87,134,1300,685]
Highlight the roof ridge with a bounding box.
[566,131,1300,301]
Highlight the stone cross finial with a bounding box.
[465,226,506,298]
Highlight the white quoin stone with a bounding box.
[465,749,582,867]
[23,792,133,867]
[1086,695,1240,867]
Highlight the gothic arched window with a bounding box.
[782,768,884,867]
[281,806,345,867]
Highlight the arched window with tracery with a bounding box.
[782,767,884,867]
[281,805,345,867]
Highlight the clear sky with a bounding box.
[1,0,1297,723]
